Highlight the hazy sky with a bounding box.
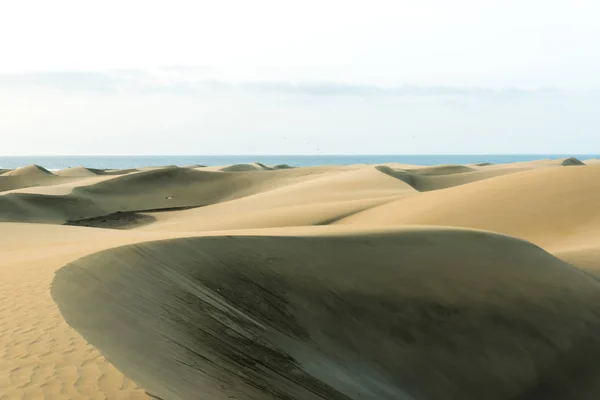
[2,0,600,155]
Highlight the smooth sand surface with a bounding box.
[2,157,600,399]
[337,164,600,249]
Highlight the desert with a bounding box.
[2,159,600,399]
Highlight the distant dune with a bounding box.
[374,165,530,192]
[561,157,586,166]
[218,162,272,172]
[182,164,207,168]
[272,163,294,169]
[338,165,600,250]
[3,164,54,177]
[55,166,101,177]
[2,158,600,399]
[405,164,477,175]
[0,164,91,193]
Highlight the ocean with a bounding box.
[1,155,598,170]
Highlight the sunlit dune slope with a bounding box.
[338,164,600,248]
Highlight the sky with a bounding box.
[1,0,600,155]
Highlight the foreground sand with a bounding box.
[2,158,600,399]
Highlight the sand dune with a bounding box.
[182,164,207,168]
[339,165,600,249]
[202,162,273,172]
[0,223,167,399]
[142,196,400,232]
[0,165,93,193]
[3,164,54,177]
[213,163,264,171]
[462,157,587,171]
[139,166,415,232]
[272,163,294,169]
[0,166,362,224]
[375,165,531,191]
[3,158,600,399]
[99,168,141,175]
[55,166,101,177]
[405,164,477,175]
[560,157,586,166]
[52,228,600,400]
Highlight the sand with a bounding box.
[2,157,600,399]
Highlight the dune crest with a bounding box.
[182,164,207,168]
[339,165,600,248]
[4,164,54,177]
[55,166,101,177]
[272,163,294,169]
[374,164,530,192]
[405,164,476,176]
[219,162,272,172]
[560,157,586,166]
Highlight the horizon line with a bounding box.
[2,153,600,157]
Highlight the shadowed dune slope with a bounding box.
[375,159,587,192]
[272,163,294,169]
[53,228,600,400]
[375,165,531,192]
[339,165,600,248]
[182,164,207,168]
[0,166,361,224]
[561,157,586,166]
[404,164,477,175]
[3,160,582,225]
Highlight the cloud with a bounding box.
[2,66,599,156]
[0,67,569,99]
[0,70,146,92]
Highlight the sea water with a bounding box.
[1,154,599,170]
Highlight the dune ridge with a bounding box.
[55,166,101,177]
[337,164,600,249]
[0,164,97,194]
[0,166,366,224]
[3,164,54,177]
